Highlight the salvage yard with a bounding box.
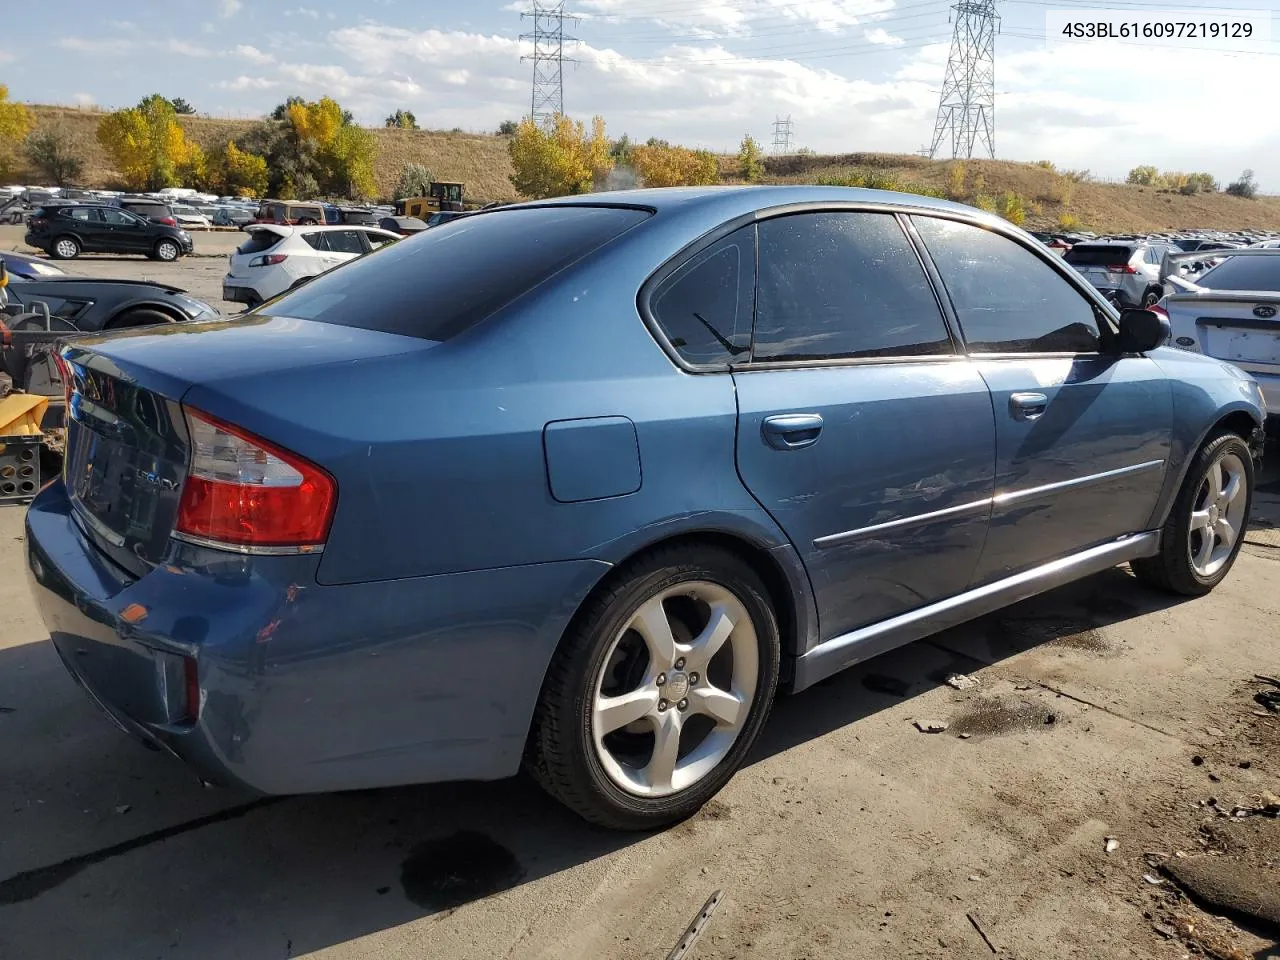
[1,242,1279,960]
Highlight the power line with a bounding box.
[521,1,578,128]
[929,0,999,160]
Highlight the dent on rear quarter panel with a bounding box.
[1145,347,1265,527]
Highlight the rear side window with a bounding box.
[1194,255,1280,291]
[125,203,168,218]
[914,216,1104,354]
[302,233,329,251]
[1065,245,1134,267]
[237,231,283,255]
[261,206,651,340]
[753,212,952,362]
[649,227,755,366]
[67,207,99,222]
[326,230,366,255]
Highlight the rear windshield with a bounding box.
[237,231,283,255]
[1066,245,1134,266]
[125,202,170,216]
[1194,256,1280,292]
[260,205,651,340]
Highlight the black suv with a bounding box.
[24,203,193,262]
[113,196,179,226]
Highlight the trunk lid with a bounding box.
[60,316,434,574]
[1163,291,1280,378]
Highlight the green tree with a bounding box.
[393,162,434,199]
[25,123,85,185]
[97,94,203,190]
[245,96,378,198]
[385,109,418,130]
[170,97,196,115]
[508,115,613,198]
[1226,169,1257,199]
[497,119,519,137]
[609,133,633,165]
[737,134,764,182]
[1126,165,1162,187]
[0,84,35,179]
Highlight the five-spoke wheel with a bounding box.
[529,545,780,830]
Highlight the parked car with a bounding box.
[169,204,213,229]
[2,271,219,330]
[222,224,400,306]
[255,200,326,226]
[212,206,255,227]
[425,210,468,228]
[24,203,193,261]
[113,196,179,227]
[1064,239,1172,307]
[324,205,381,227]
[0,249,69,279]
[26,187,1264,832]
[378,215,428,235]
[1153,248,1280,416]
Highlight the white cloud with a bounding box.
[235,44,274,65]
[217,75,280,91]
[219,0,243,18]
[56,36,139,55]
[285,6,321,18]
[201,21,216,34]
[864,27,904,46]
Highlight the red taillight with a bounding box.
[249,253,287,267]
[160,216,178,227]
[174,408,336,552]
[1107,263,1138,274]
[53,351,72,408]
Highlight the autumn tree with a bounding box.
[631,142,718,188]
[0,85,35,179]
[97,94,204,190]
[394,162,434,199]
[25,123,85,186]
[385,109,418,129]
[211,141,268,196]
[737,135,764,182]
[1125,165,1161,187]
[242,96,377,198]
[508,115,613,199]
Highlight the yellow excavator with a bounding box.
[395,181,466,219]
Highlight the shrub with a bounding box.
[974,193,996,212]
[211,141,268,196]
[631,142,718,188]
[497,120,519,137]
[1058,212,1082,231]
[393,162,434,200]
[1126,165,1162,187]
[947,161,967,199]
[385,109,418,130]
[508,115,612,198]
[971,173,985,195]
[25,123,85,186]
[1062,169,1091,183]
[1226,169,1257,199]
[737,135,764,182]
[1034,160,1056,171]
[998,191,1026,225]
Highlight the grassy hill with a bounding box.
[18,105,1280,233]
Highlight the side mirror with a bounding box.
[1115,308,1169,353]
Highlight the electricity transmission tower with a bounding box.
[928,0,998,160]
[521,1,577,129]
[771,115,794,154]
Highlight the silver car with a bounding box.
[1065,240,1171,308]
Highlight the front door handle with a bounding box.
[1009,392,1048,421]
[762,413,824,450]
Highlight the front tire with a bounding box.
[154,239,180,262]
[51,236,80,260]
[527,544,781,830]
[1132,431,1253,596]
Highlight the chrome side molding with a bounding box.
[792,531,1160,692]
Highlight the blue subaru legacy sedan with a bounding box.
[26,187,1266,830]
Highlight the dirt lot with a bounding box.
[0,244,1278,960]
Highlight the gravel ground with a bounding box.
[1,227,1278,960]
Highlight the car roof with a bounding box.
[520,185,975,217]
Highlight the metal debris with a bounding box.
[1142,873,1165,885]
[914,720,949,733]
[664,889,724,960]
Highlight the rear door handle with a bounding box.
[1009,392,1048,421]
[762,413,824,450]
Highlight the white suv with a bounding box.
[223,224,401,307]
[1064,240,1172,309]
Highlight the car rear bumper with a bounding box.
[26,480,609,794]
[221,279,261,306]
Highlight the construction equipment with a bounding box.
[395,181,466,219]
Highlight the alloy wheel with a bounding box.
[157,241,179,261]
[1188,451,1248,578]
[55,239,78,259]
[591,581,759,798]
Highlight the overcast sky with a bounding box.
[5,0,1279,186]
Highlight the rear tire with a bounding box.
[1132,431,1254,596]
[154,239,181,262]
[1141,288,1161,308]
[107,308,177,329]
[51,236,80,260]
[527,544,780,831]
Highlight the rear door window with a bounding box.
[67,207,101,222]
[752,211,953,362]
[325,230,366,255]
[262,205,651,340]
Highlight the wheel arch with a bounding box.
[1148,402,1264,529]
[103,301,185,329]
